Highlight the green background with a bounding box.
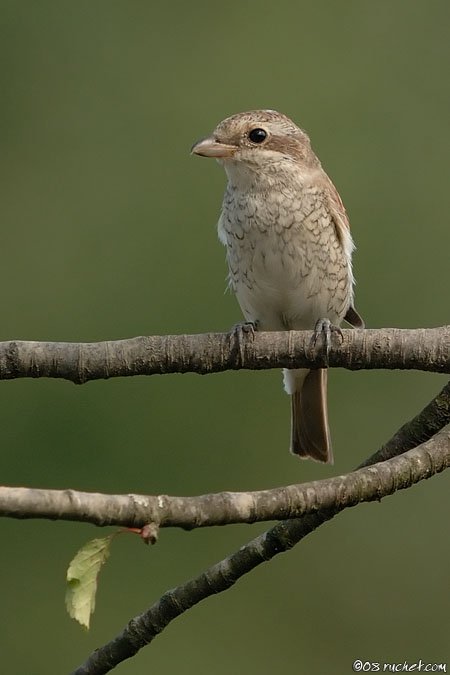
[1,1,449,673]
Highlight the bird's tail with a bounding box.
[283,368,333,464]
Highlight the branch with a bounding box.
[2,356,449,530]
[1,422,449,527]
[0,326,449,383]
[73,381,450,674]
[360,380,450,467]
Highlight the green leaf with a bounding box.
[65,535,114,630]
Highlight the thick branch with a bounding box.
[0,326,449,383]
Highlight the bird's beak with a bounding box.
[191,136,237,158]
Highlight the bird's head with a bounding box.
[191,110,319,187]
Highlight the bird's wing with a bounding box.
[322,174,365,329]
[322,174,351,241]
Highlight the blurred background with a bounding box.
[0,1,449,673]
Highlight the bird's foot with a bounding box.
[228,320,259,365]
[310,318,343,364]
[229,320,259,340]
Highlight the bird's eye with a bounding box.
[248,128,267,144]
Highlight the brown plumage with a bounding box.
[192,110,363,463]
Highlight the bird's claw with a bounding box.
[310,318,343,363]
[229,320,258,340]
[229,320,258,365]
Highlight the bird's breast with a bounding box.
[218,185,353,330]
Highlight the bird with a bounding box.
[191,110,363,464]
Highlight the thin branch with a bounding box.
[0,327,449,383]
[2,421,450,528]
[2,380,449,531]
[73,381,450,675]
[360,380,450,467]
